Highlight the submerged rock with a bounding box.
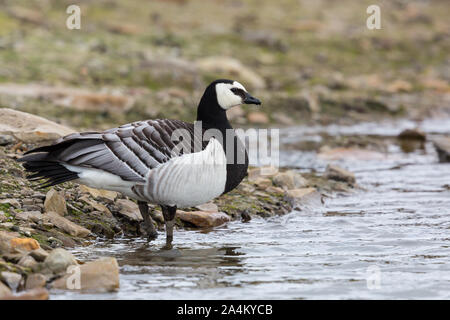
[51,257,119,293]
[398,129,426,141]
[324,164,356,185]
[285,188,321,208]
[177,211,231,228]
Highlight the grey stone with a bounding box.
[43,248,78,274]
[0,271,22,291]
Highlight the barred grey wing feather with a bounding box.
[20,119,200,185]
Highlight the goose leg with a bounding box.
[161,205,177,249]
[138,201,158,241]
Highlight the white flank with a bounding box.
[145,138,227,208]
[62,164,138,199]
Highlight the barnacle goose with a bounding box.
[18,79,261,247]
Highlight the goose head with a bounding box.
[213,79,261,109]
[197,79,261,124]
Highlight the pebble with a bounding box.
[22,199,35,206]
[1,271,22,291]
[43,248,78,274]
[22,205,42,212]
[32,192,46,200]
[177,211,231,228]
[398,129,426,141]
[114,199,143,221]
[273,170,308,190]
[30,248,49,262]
[18,255,38,268]
[0,281,12,298]
[14,211,42,223]
[253,177,273,189]
[43,212,91,238]
[79,185,117,203]
[10,237,40,252]
[0,199,21,209]
[25,273,47,290]
[44,189,68,216]
[20,190,34,197]
[285,188,321,208]
[0,134,15,146]
[79,196,112,217]
[195,202,219,212]
[51,257,119,293]
[1,287,49,300]
[241,210,251,222]
[266,186,285,194]
[324,164,356,185]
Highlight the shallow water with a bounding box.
[52,119,450,299]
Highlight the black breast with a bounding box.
[223,131,249,194]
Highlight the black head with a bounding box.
[197,79,261,125]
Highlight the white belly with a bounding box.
[144,138,227,208]
[62,164,139,199]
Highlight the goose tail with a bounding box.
[17,147,79,188]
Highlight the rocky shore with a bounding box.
[0,0,448,299]
[0,109,359,299]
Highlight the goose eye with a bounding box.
[231,88,245,98]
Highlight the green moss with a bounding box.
[0,12,18,35]
[30,233,51,247]
[0,203,11,214]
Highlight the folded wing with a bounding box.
[19,119,200,187]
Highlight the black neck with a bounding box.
[196,95,232,131]
[196,94,248,195]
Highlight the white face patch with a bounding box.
[215,81,247,110]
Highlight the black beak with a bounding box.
[243,92,261,105]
